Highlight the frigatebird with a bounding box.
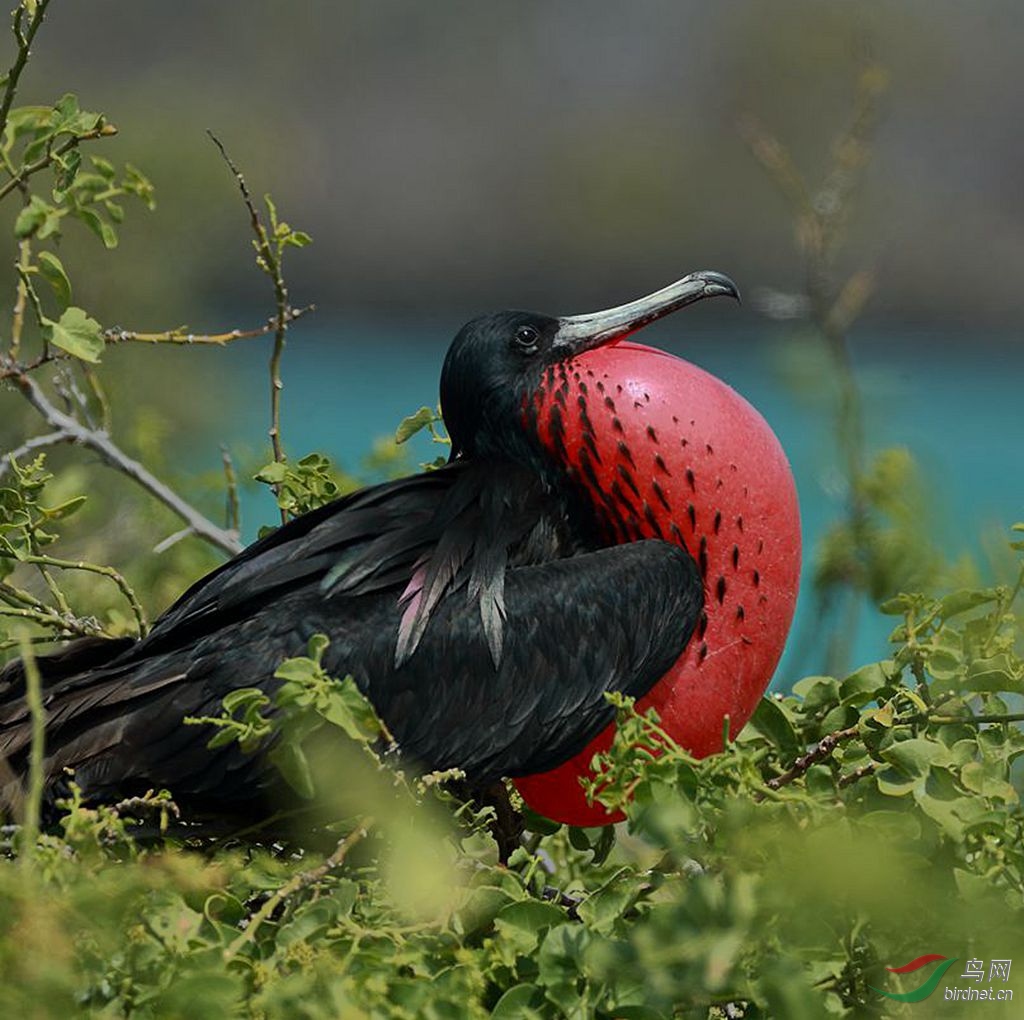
[0,271,739,824]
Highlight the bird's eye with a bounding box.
[514,325,540,351]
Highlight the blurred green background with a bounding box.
[3,0,1021,676]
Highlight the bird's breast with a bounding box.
[518,341,801,822]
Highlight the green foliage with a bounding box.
[396,403,450,468]
[254,452,357,519]
[1,7,1021,1018]
[2,532,1021,1017]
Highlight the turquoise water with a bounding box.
[205,317,1022,685]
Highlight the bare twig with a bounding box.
[207,132,294,523]
[0,430,74,479]
[8,367,243,555]
[10,238,32,359]
[220,444,241,534]
[152,526,195,555]
[16,552,147,636]
[0,307,315,384]
[102,304,313,346]
[223,818,374,962]
[0,602,98,638]
[838,762,876,789]
[0,1,54,141]
[756,725,860,800]
[15,632,45,859]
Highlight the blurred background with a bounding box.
[3,0,1021,678]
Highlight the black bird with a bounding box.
[0,272,736,824]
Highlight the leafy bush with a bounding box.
[1,5,1022,1018]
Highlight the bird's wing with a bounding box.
[131,465,467,656]
[0,537,700,809]
[337,537,703,780]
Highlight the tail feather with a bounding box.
[0,636,136,700]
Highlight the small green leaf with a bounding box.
[43,306,104,362]
[14,195,53,238]
[494,901,566,954]
[882,737,951,779]
[319,677,383,743]
[38,494,86,521]
[937,588,1000,620]
[746,695,801,756]
[37,251,72,308]
[840,661,893,705]
[268,740,316,799]
[76,207,118,248]
[395,406,437,445]
[91,155,116,180]
[254,460,288,484]
[491,984,546,1019]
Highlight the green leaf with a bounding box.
[14,195,52,238]
[254,460,288,484]
[91,155,116,180]
[937,587,1000,619]
[965,654,1023,694]
[268,740,316,799]
[881,737,951,779]
[840,661,893,706]
[52,147,81,199]
[38,494,86,521]
[493,901,566,955]
[37,251,72,308]
[491,984,546,1019]
[318,676,384,743]
[395,406,436,444]
[43,306,104,362]
[76,207,118,248]
[746,696,801,756]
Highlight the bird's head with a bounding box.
[439,270,739,465]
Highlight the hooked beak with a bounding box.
[552,270,740,354]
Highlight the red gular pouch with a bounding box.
[515,341,801,826]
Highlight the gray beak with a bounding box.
[552,270,740,353]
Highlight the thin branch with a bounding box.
[152,526,194,555]
[0,600,99,638]
[0,430,73,479]
[8,367,242,556]
[926,713,1024,727]
[220,444,241,534]
[102,303,313,346]
[15,632,45,859]
[838,762,876,789]
[223,818,374,962]
[207,132,292,522]
[756,725,860,799]
[0,0,54,141]
[17,552,147,636]
[0,307,315,383]
[10,237,32,359]
[0,125,117,204]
